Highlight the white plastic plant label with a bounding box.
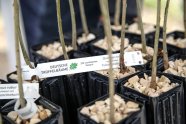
[14,99,38,120]
[22,51,144,80]
[0,83,39,99]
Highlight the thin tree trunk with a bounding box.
[114,0,121,26]
[150,0,161,89]
[136,0,147,54]
[120,0,128,73]
[163,0,170,70]
[99,0,115,122]
[14,0,26,108]
[0,113,2,124]
[184,0,186,37]
[69,0,77,50]
[56,0,69,60]
[15,0,34,68]
[78,0,89,36]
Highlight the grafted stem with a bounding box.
[163,0,170,70]
[16,0,34,68]
[184,0,186,37]
[14,0,26,108]
[114,0,121,26]
[136,0,147,54]
[120,0,128,73]
[99,0,115,122]
[0,113,3,124]
[69,0,77,50]
[150,0,161,89]
[78,0,89,36]
[56,0,69,60]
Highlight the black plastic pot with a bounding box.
[125,23,163,44]
[87,65,145,102]
[159,31,186,55]
[96,19,134,36]
[6,71,44,96]
[6,71,71,124]
[158,54,186,116]
[30,37,79,63]
[64,28,99,54]
[121,70,185,124]
[157,54,186,83]
[30,48,90,124]
[90,32,150,56]
[1,97,63,124]
[77,94,147,124]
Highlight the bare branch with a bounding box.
[136,0,147,54]
[150,0,161,89]
[114,0,121,26]
[163,0,170,70]
[120,0,128,73]
[99,0,115,122]
[184,0,186,37]
[0,113,3,124]
[69,0,77,50]
[14,0,26,108]
[16,0,34,68]
[56,0,69,60]
[78,0,89,36]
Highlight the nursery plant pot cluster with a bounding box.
[1,97,63,124]
[121,71,185,124]
[96,21,163,43]
[89,33,159,70]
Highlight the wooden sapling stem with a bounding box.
[99,0,115,122]
[0,113,2,124]
[69,0,77,50]
[184,0,186,37]
[114,0,121,26]
[15,0,34,69]
[136,0,147,54]
[150,0,161,89]
[78,0,89,36]
[14,0,26,108]
[120,0,128,74]
[163,0,170,70]
[56,0,69,60]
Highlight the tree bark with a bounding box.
[99,0,115,122]
[136,0,147,54]
[78,0,89,36]
[163,0,170,70]
[120,0,128,74]
[56,0,69,60]
[69,0,77,50]
[150,0,161,89]
[114,0,121,26]
[14,0,26,108]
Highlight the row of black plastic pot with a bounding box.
[1,52,185,124]
[1,25,186,124]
